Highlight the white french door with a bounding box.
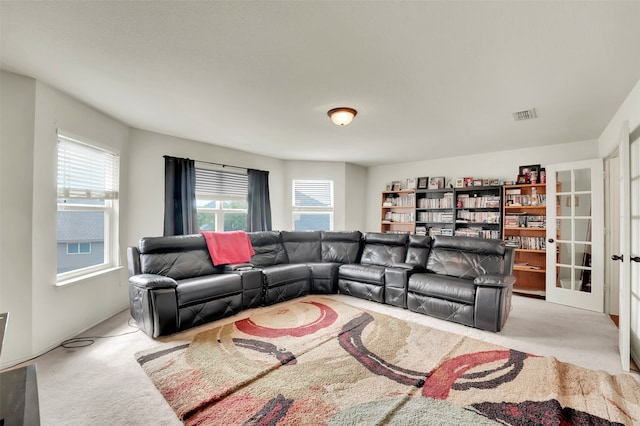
[546,159,604,312]
[612,121,640,371]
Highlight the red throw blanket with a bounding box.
[202,231,255,265]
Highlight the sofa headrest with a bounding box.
[248,231,283,246]
[432,235,505,256]
[321,230,362,242]
[364,232,409,246]
[408,234,430,248]
[138,234,206,254]
[281,231,322,243]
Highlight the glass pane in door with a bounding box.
[554,168,592,292]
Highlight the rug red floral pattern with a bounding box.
[135,297,640,425]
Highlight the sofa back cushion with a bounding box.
[281,231,322,263]
[427,235,506,279]
[138,234,223,279]
[405,235,431,267]
[321,231,362,263]
[360,232,408,267]
[248,231,289,267]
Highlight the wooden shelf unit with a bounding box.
[415,186,502,239]
[381,189,416,234]
[502,183,548,298]
[414,188,454,237]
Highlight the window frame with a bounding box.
[56,132,119,283]
[195,165,248,232]
[292,179,334,231]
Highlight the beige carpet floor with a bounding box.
[10,294,640,425]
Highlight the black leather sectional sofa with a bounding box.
[127,231,515,338]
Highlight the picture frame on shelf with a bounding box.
[473,179,483,187]
[385,184,392,191]
[518,164,540,184]
[428,176,445,189]
[482,178,490,186]
[417,176,429,189]
[391,180,401,191]
[406,178,416,189]
[490,178,500,186]
[455,178,465,188]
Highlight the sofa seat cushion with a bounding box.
[307,262,340,279]
[408,274,476,305]
[261,264,311,287]
[176,274,242,307]
[339,264,385,285]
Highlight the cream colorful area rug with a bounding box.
[136,297,639,425]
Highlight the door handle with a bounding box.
[548,238,554,243]
[632,256,640,263]
[611,254,624,262]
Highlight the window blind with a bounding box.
[293,180,334,208]
[57,134,119,200]
[196,167,248,201]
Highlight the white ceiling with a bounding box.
[2,1,639,167]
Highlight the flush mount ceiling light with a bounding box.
[328,107,357,126]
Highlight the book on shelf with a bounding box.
[505,215,546,228]
[504,236,546,250]
[514,262,542,270]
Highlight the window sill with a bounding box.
[56,266,124,288]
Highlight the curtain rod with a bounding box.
[164,155,267,173]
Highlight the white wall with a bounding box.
[126,129,287,244]
[365,140,600,232]
[599,79,640,158]
[345,163,367,231]
[0,71,36,366]
[0,71,130,368]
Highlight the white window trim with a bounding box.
[56,131,120,285]
[292,179,335,231]
[196,199,248,232]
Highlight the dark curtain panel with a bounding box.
[247,169,272,232]
[163,156,198,236]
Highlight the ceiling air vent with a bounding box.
[512,108,537,121]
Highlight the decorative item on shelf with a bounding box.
[482,178,490,186]
[406,178,416,189]
[540,168,546,184]
[473,179,483,187]
[455,178,464,188]
[518,164,541,184]
[490,178,500,186]
[464,177,474,187]
[428,176,445,189]
[327,107,357,126]
[385,184,392,191]
[417,177,429,189]
[391,180,401,191]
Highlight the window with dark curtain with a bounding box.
[247,169,272,231]
[163,156,198,236]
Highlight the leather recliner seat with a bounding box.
[337,233,409,303]
[127,234,262,338]
[407,235,515,332]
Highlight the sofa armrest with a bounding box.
[391,262,424,272]
[224,263,255,272]
[474,274,516,288]
[129,274,177,289]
